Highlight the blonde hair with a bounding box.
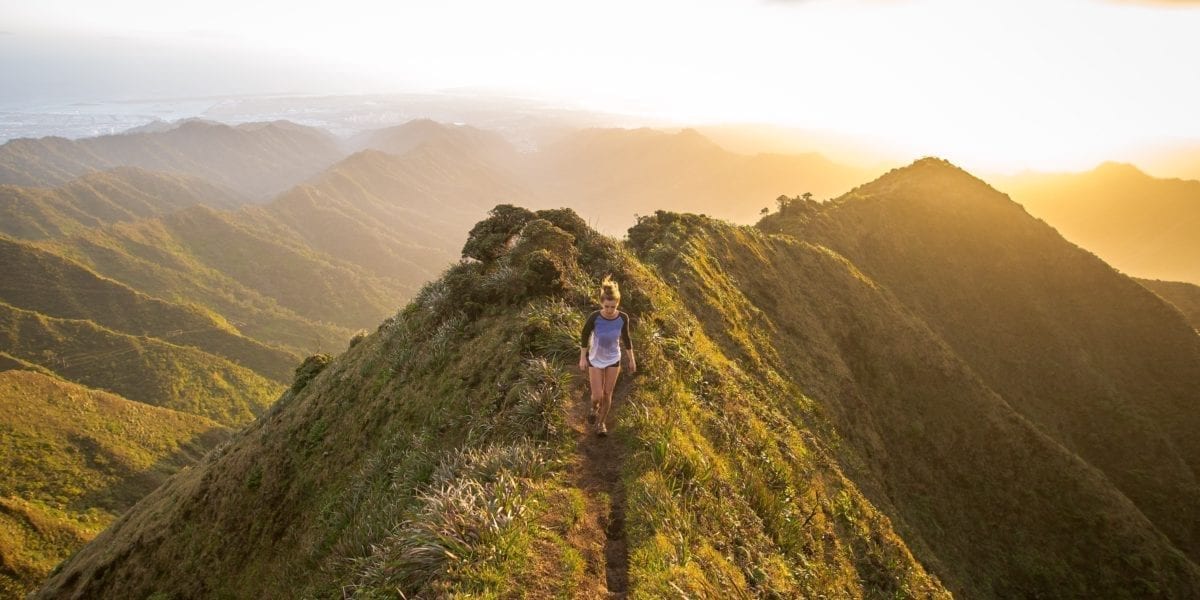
[599,275,621,304]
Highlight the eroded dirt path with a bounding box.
[566,374,632,598]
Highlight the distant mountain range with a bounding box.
[999,162,1200,285]
[0,120,342,199]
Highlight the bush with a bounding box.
[462,205,537,262]
[291,353,332,394]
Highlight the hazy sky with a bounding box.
[3,0,1199,171]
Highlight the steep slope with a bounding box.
[1000,162,1200,284]
[0,120,343,198]
[36,207,950,599]
[38,204,1200,598]
[0,237,297,381]
[761,158,1200,565]
[0,167,243,240]
[0,370,228,598]
[0,301,280,426]
[632,211,1200,596]
[530,127,869,232]
[1139,278,1200,331]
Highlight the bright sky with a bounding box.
[3,0,1199,172]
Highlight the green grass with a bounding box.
[0,370,228,597]
[0,236,299,381]
[0,300,282,426]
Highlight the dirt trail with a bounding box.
[566,374,633,598]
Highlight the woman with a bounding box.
[579,276,636,436]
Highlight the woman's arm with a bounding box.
[622,312,636,373]
[579,312,597,371]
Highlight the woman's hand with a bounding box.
[627,355,637,374]
[579,357,588,372]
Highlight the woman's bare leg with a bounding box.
[600,365,621,425]
[588,366,606,422]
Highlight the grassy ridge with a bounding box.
[632,210,1200,596]
[34,207,951,598]
[29,162,1200,598]
[0,370,228,597]
[0,237,298,381]
[0,301,281,426]
[44,209,392,352]
[761,158,1200,564]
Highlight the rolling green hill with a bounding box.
[0,370,229,598]
[0,236,298,381]
[0,120,343,199]
[0,167,243,241]
[0,301,281,426]
[36,185,1200,598]
[43,206,401,351]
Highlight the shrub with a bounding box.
[461,205,537,262]
[291,353,332,394]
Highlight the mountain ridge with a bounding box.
[35,163,1200,597]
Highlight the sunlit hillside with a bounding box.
[0,167,243,239]
[0,370,229,597]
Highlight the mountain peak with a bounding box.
[847,156,1001,201]
[1090,161,1148,179]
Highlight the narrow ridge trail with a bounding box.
[567,373,633,598]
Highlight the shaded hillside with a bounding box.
[0,301,280,426]
[634,210,1200,596]
[43,206,403,350]
[0,120,343,198]
[0,351,53,375]
[0,237,297,381]
[38,203,1200,599]
[1139,278,1200,331]
[1000,162,1200,284]
[529,127,870,232]
[761,158,1200,565]
[0,167,243,240]
[0,370,228,598]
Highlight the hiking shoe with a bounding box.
[596,422,608,437]
[587,404,597,425]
